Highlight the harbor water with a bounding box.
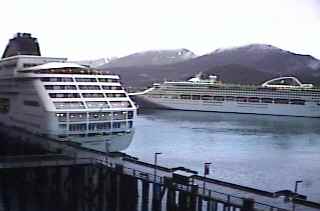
[122,109,320,202]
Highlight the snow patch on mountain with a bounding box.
[102,48,196,68]
[212,44,286,54]
[134,48,196,59]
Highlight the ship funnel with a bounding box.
[2,33,41,59]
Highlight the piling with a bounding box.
[177,190,187,211]
[211,201,218,211]
[152,183,162,211]
[189,185,198,211]
[166,188,177,211]
[107,169,118,211]
[141,180,150,211]
[197,196,203,211]
[242,198,255,211]
[119,174,138,211]
[207,199,218,211]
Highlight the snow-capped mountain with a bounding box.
[100,49,196,68]
[100,44,320,88]
[213,44,285,54]
[207,44,320,74]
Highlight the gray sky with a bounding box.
[1,0,320,60]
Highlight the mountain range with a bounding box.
[101,48,196,68]
[98,44,320,88]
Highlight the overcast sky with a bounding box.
[1,0,319,60]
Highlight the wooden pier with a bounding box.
[0,125,319,211]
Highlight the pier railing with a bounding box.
[88,158,301,211]
[119,164,291,211]
[0,154,99,169]
[0,155,310,211]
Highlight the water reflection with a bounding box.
[141,109,320,135]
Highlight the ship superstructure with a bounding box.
[0,33,136,152]
[132,75,320,117]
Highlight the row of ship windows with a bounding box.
[41,77,119,83]
[49,93,126,98]
[45,85,122,90]
[150,94,308,105]
[26,68,109,75]
[53,101,132,109]
[59,131,128,138]
[60,121,133,131]
[163,87,320,96]
[164,85,320,92]
[20,100,132,109]
[56,111,134,122]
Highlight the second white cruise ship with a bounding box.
[131,74,320,117]
[0,33,137,152]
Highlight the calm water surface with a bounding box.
[124,109,320,202]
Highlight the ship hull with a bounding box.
[0,93,135,153]
[68,131,134,152]
[0,122,134,154]
[135,95,320,117]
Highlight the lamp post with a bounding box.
[292,180,303,211]
[203,162,212,195]
[154,152,162,183]
[294,180,303,193]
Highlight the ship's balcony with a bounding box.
[55,111,134,123]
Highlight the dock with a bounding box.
[0,124,319,211]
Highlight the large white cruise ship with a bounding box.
[131,74,320,117]
[0,33,137,152]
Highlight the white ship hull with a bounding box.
[64,130,134,152]
[0,90,135,152]
[0,33,137,153]
[136,95,320,117]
